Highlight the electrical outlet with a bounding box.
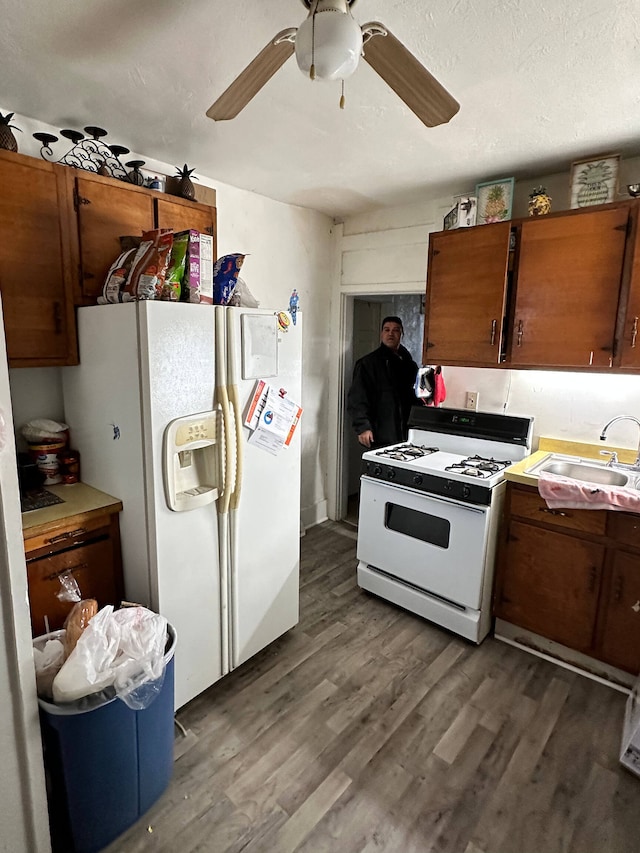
[465,391,478,411]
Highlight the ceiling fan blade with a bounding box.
[362,23,459,128]
[206,29,296,121]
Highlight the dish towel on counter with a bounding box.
[537,472,640,514]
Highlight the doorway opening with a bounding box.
[342,293,425,526]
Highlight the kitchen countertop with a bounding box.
[21,482,123,539]
[504,437,638,488]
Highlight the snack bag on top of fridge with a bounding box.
[179,230,214,304]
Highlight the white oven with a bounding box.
[356,407,532,643]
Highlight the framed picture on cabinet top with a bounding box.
[475,177,515,225]
[569,153,620,209]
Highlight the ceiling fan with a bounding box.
[206,0,459,128]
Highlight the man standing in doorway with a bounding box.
[347,316,420,449]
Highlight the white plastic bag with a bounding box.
[33,634,65,700]
[52,605,168,710]
[111,607,168,709]
[52,606,120,703]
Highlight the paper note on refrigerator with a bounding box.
[245,381,302,455]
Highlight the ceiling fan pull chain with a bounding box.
[310,1,317,79]
[340,80,345,110]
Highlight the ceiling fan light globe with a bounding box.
[295,13,363,80]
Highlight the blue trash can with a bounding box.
[38,624,176,853]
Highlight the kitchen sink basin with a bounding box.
[540,461,629,486]
[524,454,632,487]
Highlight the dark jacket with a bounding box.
[347,343,419,448]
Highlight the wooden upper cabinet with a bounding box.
[156,196,216,245]
[509,207,629,368]
[618,205,640,369]
[74,173,155,304]
[0,151,78,366]
[74,174,218,304]
[424,222,511,365]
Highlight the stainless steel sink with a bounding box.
[540,461,628,486]
[524,454,631,487]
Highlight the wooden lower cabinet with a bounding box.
[24,508,124,637]
[497,520,603,652]
[597,549,640,673]
[494,483,640,674]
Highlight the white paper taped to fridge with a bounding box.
[244,380,303,455]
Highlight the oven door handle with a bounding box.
[361,476,488,514]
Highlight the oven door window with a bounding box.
[385,502,450,548]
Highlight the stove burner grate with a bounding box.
[375,444,440,461]
[444,454,512,479]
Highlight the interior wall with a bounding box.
[6,111,334,528]
[0,298,51,852]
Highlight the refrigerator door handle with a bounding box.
[228,384,243,509]
[215,307,235,675]
[215,316,235,510]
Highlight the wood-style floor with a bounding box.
[108,523,640,853]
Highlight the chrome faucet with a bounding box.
[600,416,640,469]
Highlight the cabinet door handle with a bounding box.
[45,563,88,582]
[539,507,568,517]
[517,320,524,346]
[589,566,598,593]
[632,316,638,349]
[613,574,624,603]
[73,187,91,210]
[53,301,63,334]
[490,319,497,346]
[205,226,213,235]
[46,527,87,544]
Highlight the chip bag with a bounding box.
[213,253,245,305]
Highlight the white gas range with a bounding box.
[356,407,533,643]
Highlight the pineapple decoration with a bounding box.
[175,164,198,201]
[528,186,552,216]
[482,184,508,223]
[575,160,614,207]
[0,111,22,153]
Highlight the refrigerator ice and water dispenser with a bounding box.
[163,410,221,511]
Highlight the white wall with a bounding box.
[0,298,51,852]
[328,156,640,517]
[6,111,334,527]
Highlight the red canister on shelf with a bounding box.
[59,449,80,484]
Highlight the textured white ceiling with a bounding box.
[1,0,639,218]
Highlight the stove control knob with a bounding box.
[373,465,382,476]
[462,486,471,498]
[413,474,423,486]
[387,468,396,480]
[444,480,453,491]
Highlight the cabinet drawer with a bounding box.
[607,513,640,549]
[27,535,121,636]
[509,488,607,535]
[24,514,110,555]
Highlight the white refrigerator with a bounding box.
[62,302,302,709]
